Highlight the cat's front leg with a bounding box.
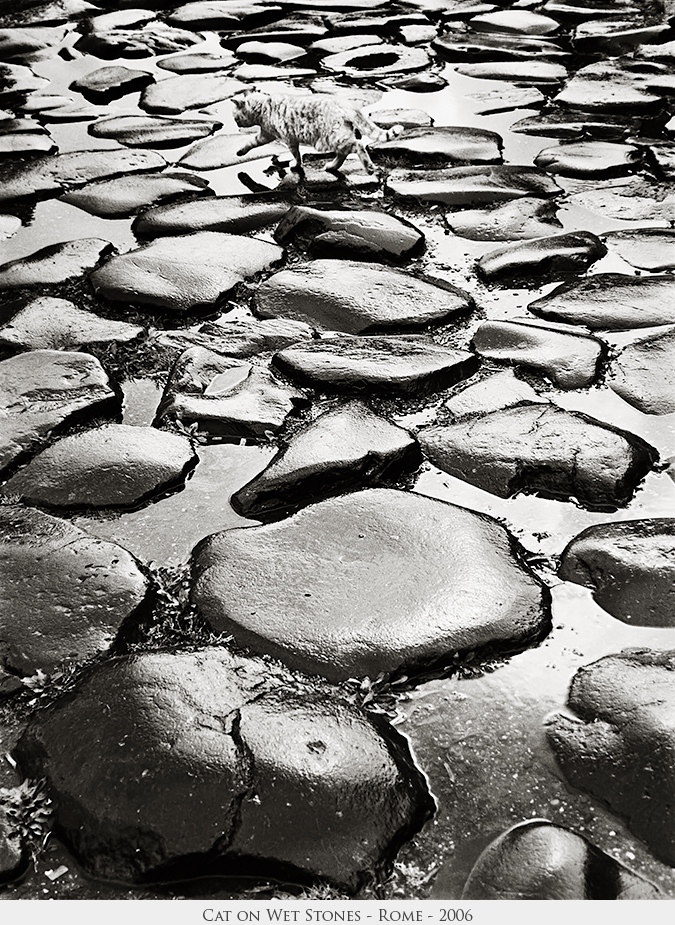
[236,130,273,157]
[288,140,304,175]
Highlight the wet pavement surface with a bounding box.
[1,0,675,903]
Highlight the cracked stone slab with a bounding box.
[178,133,287,171]
[443,370,544,419]
[75,23,201,60]
[3,424,198,511]
[254,260,471,334]
[70,66,154,104]
[158,317,313,358]
[14,647,433,888]
[0,295,142,350]
[553,59,662,111]
[601,229,675,271]
[0,238,113,289]
[462,820,660,899]
[446,197,562,241]
[0,350,119,474]
[273,334,480,397]
[418,402,657,510]
[471,319,605,389]
[546,648,675,866]
[139,73,244,114]
[477,231,606,280]
[90,232,283,314]
[273,206,424,259]
[534,141,641,177]
[559,518,675,627]
[88,114,222,149]
[370,125,502,167]
[386,164,561,204]
[320,42,430,78]
[608,326,675,414]
[134,195,290,237]
[156,346,307,439]
[61,172,212,218]
[191,487,550,681]
[527,274,675,330]
[0,149,166,203]
[231,400,422,519]
[0,504,149,675]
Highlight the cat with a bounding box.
[231,90,403,175]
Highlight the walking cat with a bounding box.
[232,90,403,175]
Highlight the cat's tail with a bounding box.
[350,110,404,141]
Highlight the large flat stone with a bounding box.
[0,350,118,474]
[90,232,283,314]
[370,126,502,167]
[134,195,290,237]
[273,334,480,396]
[609,327,675,414]
[61,172,212,218]
[232,400,422,518]
[191,488,550,681]
[477,232,606,280]
[3,424,198,510]
[0,238,113,288]
[0,504,149,674]
[139,73,244,114]
[14,647,432,887]
[255,260,472,334]
[546,649,675,866]
[0,295,142,350]
[386,164,561,204]
[418,403,657,510]
[528,274,675,330]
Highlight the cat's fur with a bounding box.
[232,91,403,174]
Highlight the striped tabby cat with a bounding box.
[232,91,403,175]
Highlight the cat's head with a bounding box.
[231,90,267,127]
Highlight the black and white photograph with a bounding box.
[0,0,674,914]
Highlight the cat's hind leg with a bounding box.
[287,139,304,175]
[325,149,348,173]
[355,138,376,174]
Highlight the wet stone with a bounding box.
[559,518,675,628]
[398,24,437,44]
[233,63,317,81]
[0,504,149,674]
[75,24,201,60]
[139,74,244,114]
[86,8,156,32]
[0,295,142,350]
[418,403,657,510]
[321,43,430,78]
[546,648,675,867]
[528,273,675,330]
[191,488,550,682]
[167,2,245,29]
[14,647,432,888]
[88,114,221,148]
[383,71,447,92]
[274,207,425,260]
[133,195,290,237]
[477,231,607,281]
[386,164,561,204]
[443,369,543,419]
[0,349,118,474]
[156,52,237,73]
[510,108,640,141]
[370,126,502,167]
[273,334,480,397]
[178,133,287,171]
[160,317,313,358]
[0,25,66,57]
[156,346,306,439]
[573,21,671,56]
[231,400,422,519]
[445,197,562,241]
[462,820,660,900]
[19,97,105,123]
[432,30,566,62]
[468,10,560,34]
[0,63,49,98]
[471,319,605,389]
[70,66,154,104]
[255,260,471,334]
[0,149,166,203]
[601,229,675,271]
[0,238,113,289]
[90,232,283,314]
[564,176,675,223]
[3,424,198,511]
[0,133,55,156]
[468,86,545,115]
[61,172,212,219]
[554,60,662,112]
[370,108,433,129]
[309,34,380,54]
[534,141,641,177]
[455,61,567,85]
[235,40,307,63]
[609,327,675,415]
